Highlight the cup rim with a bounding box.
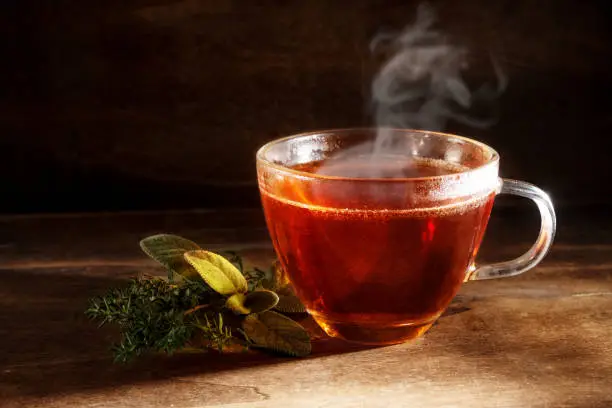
[256,128,500,182]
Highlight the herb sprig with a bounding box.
[86,234,309,362]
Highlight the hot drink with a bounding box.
[257,129,556,345]
[260,157,496,344]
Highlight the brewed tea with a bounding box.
[261,157,496,344]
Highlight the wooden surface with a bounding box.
[1,208,611,407]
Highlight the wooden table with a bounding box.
[2,208,611,407]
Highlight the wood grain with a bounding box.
[1,210,611,407]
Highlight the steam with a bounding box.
[372,3,507,135]
[316,3,507,179]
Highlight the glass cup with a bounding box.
[256,129,556,345]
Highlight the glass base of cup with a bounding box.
[313,315,437,345]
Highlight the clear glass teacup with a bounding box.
[257,129,556,344]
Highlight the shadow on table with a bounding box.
[4,264,610,407]
[0,266,469,400]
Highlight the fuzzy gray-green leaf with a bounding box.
[273,285,306,313]
[244,290,279,314]
[184,250,248,295]
[241,311,311,357]
[139,234,201,280]
[225,293,250,315]
[275,294,307,313]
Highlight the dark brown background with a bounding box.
[1,0,610,214]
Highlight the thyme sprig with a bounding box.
[86,234,309,362]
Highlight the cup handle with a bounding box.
[468,178,557,281]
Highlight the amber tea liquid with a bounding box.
[261,157,496,344]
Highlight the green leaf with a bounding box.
[184,250,248,295]
[225,290,279,315]
[241,311,311,357]
[244,289,279,314]
[270,277,306,314]
[275,294,307,313]
[225,293,250,315]
[139,234,201,280]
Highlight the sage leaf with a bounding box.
[241,311,311,357]
[225,293,250,315]
[275,294,307,313]
[244,289,279,314]
[139,234,201,280]
[225,290,279,315]
[270,274,306,313]
[184,250,248,295]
